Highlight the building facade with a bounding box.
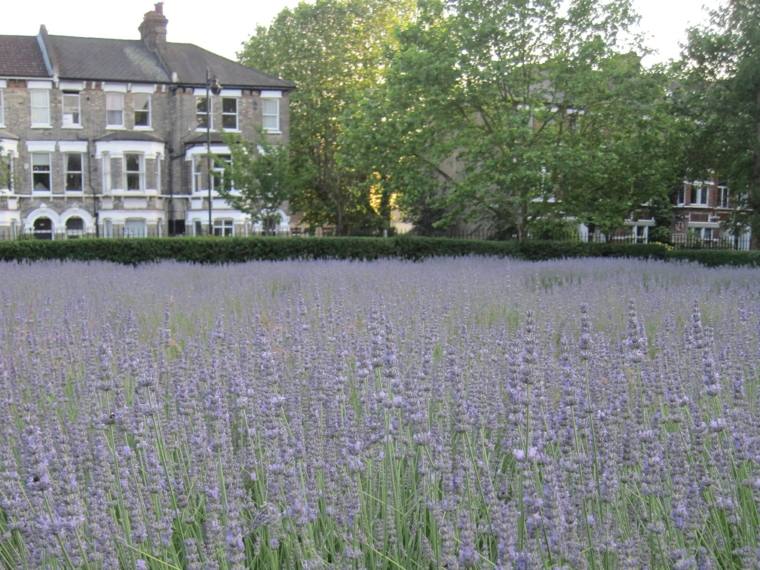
[0,3,293,239]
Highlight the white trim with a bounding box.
[0,80,6,88]
[193,88,212,96]
[60,207,95,232]
[186,210,251,224]
[221,88,242,97]
[103,82,128,93]
[0,139,18,157]
[687,221,720,229]
[130,83,156,94]
[98,210,164,223]
[624,218,655,227]
[26,141,57,152]
[27,80,53,90]
[58,141,88,153]
[95,140,165,159]
[184,144,231,160]
[59,81,84,91]
[261,90,282,98]
[24,206,61,228]
[252,208,290,232]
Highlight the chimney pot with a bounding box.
[139,3,168,51]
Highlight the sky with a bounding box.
[0,0,723,65]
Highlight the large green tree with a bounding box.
[347,0,681,238]
[676,0,760,246]
[239,0,416,235]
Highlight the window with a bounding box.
[62,91,81,127]
[194,220,203,236]
[30,90,50,126]
[31,153,51,192]
[718,186,729,208]
[262,97,280,132]
[106,93,124,127]
[134,93,151,127]
[65,153,84,192]
[196,96,211,129]
[214,219,234,237]
[65,217,85,239]
[193,154,231,192]
[0,88,4,126]
[213,154,232,191]
[32,217,53,240]
[103,219,113,238]
[222,98,238,130]
[632,225,648,244]
[125,153,145,191]
[676,184,685,205]
[124,219,147,238]
[691,182,707,205]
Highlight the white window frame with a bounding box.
[124,153,145,191]
[222,97,239,131]
[31,152,52,193]
[691,181,708,206]
[65,217,85,238]
[213,218,234,237]
[676,184,685,206]
[718,185,729,208]
[261,96,280,133]
[193,153,232,193]
[106,92,125,128]
[124,219,147,238]
[133,93,152,129]
[30,89,51,128]
[64,152,84,193]
[62,91,82,128]
[196,96,212,131]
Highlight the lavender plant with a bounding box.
[0,257,758,569]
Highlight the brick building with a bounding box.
[0,3,293,239]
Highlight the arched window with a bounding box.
[33,217,53,240]
[65,217,85,239]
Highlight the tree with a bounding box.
[215,135,292,231]
[677,0,760,247]
[348,0,680,238]
[238,0,416,235]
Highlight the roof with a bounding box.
[0,36,49,78]
[0,33,293,90]
[163,43,293,89]
[97,131,164,143]
[47,36,170,83]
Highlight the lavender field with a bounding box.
[0,258,759,569]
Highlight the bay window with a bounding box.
[125,153,145,191]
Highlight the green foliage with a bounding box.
[1,237,758,267]
[238,0,416,235]
[347,0,681,238]
[215,135,292,228]
[676,0,760,246]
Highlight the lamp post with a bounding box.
[205,68,222,235]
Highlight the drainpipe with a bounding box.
[88,139,99,237]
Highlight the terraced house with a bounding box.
[0,3,292,239]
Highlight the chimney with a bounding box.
[139,3,168,51]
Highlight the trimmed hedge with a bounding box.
[0,236,757,267]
